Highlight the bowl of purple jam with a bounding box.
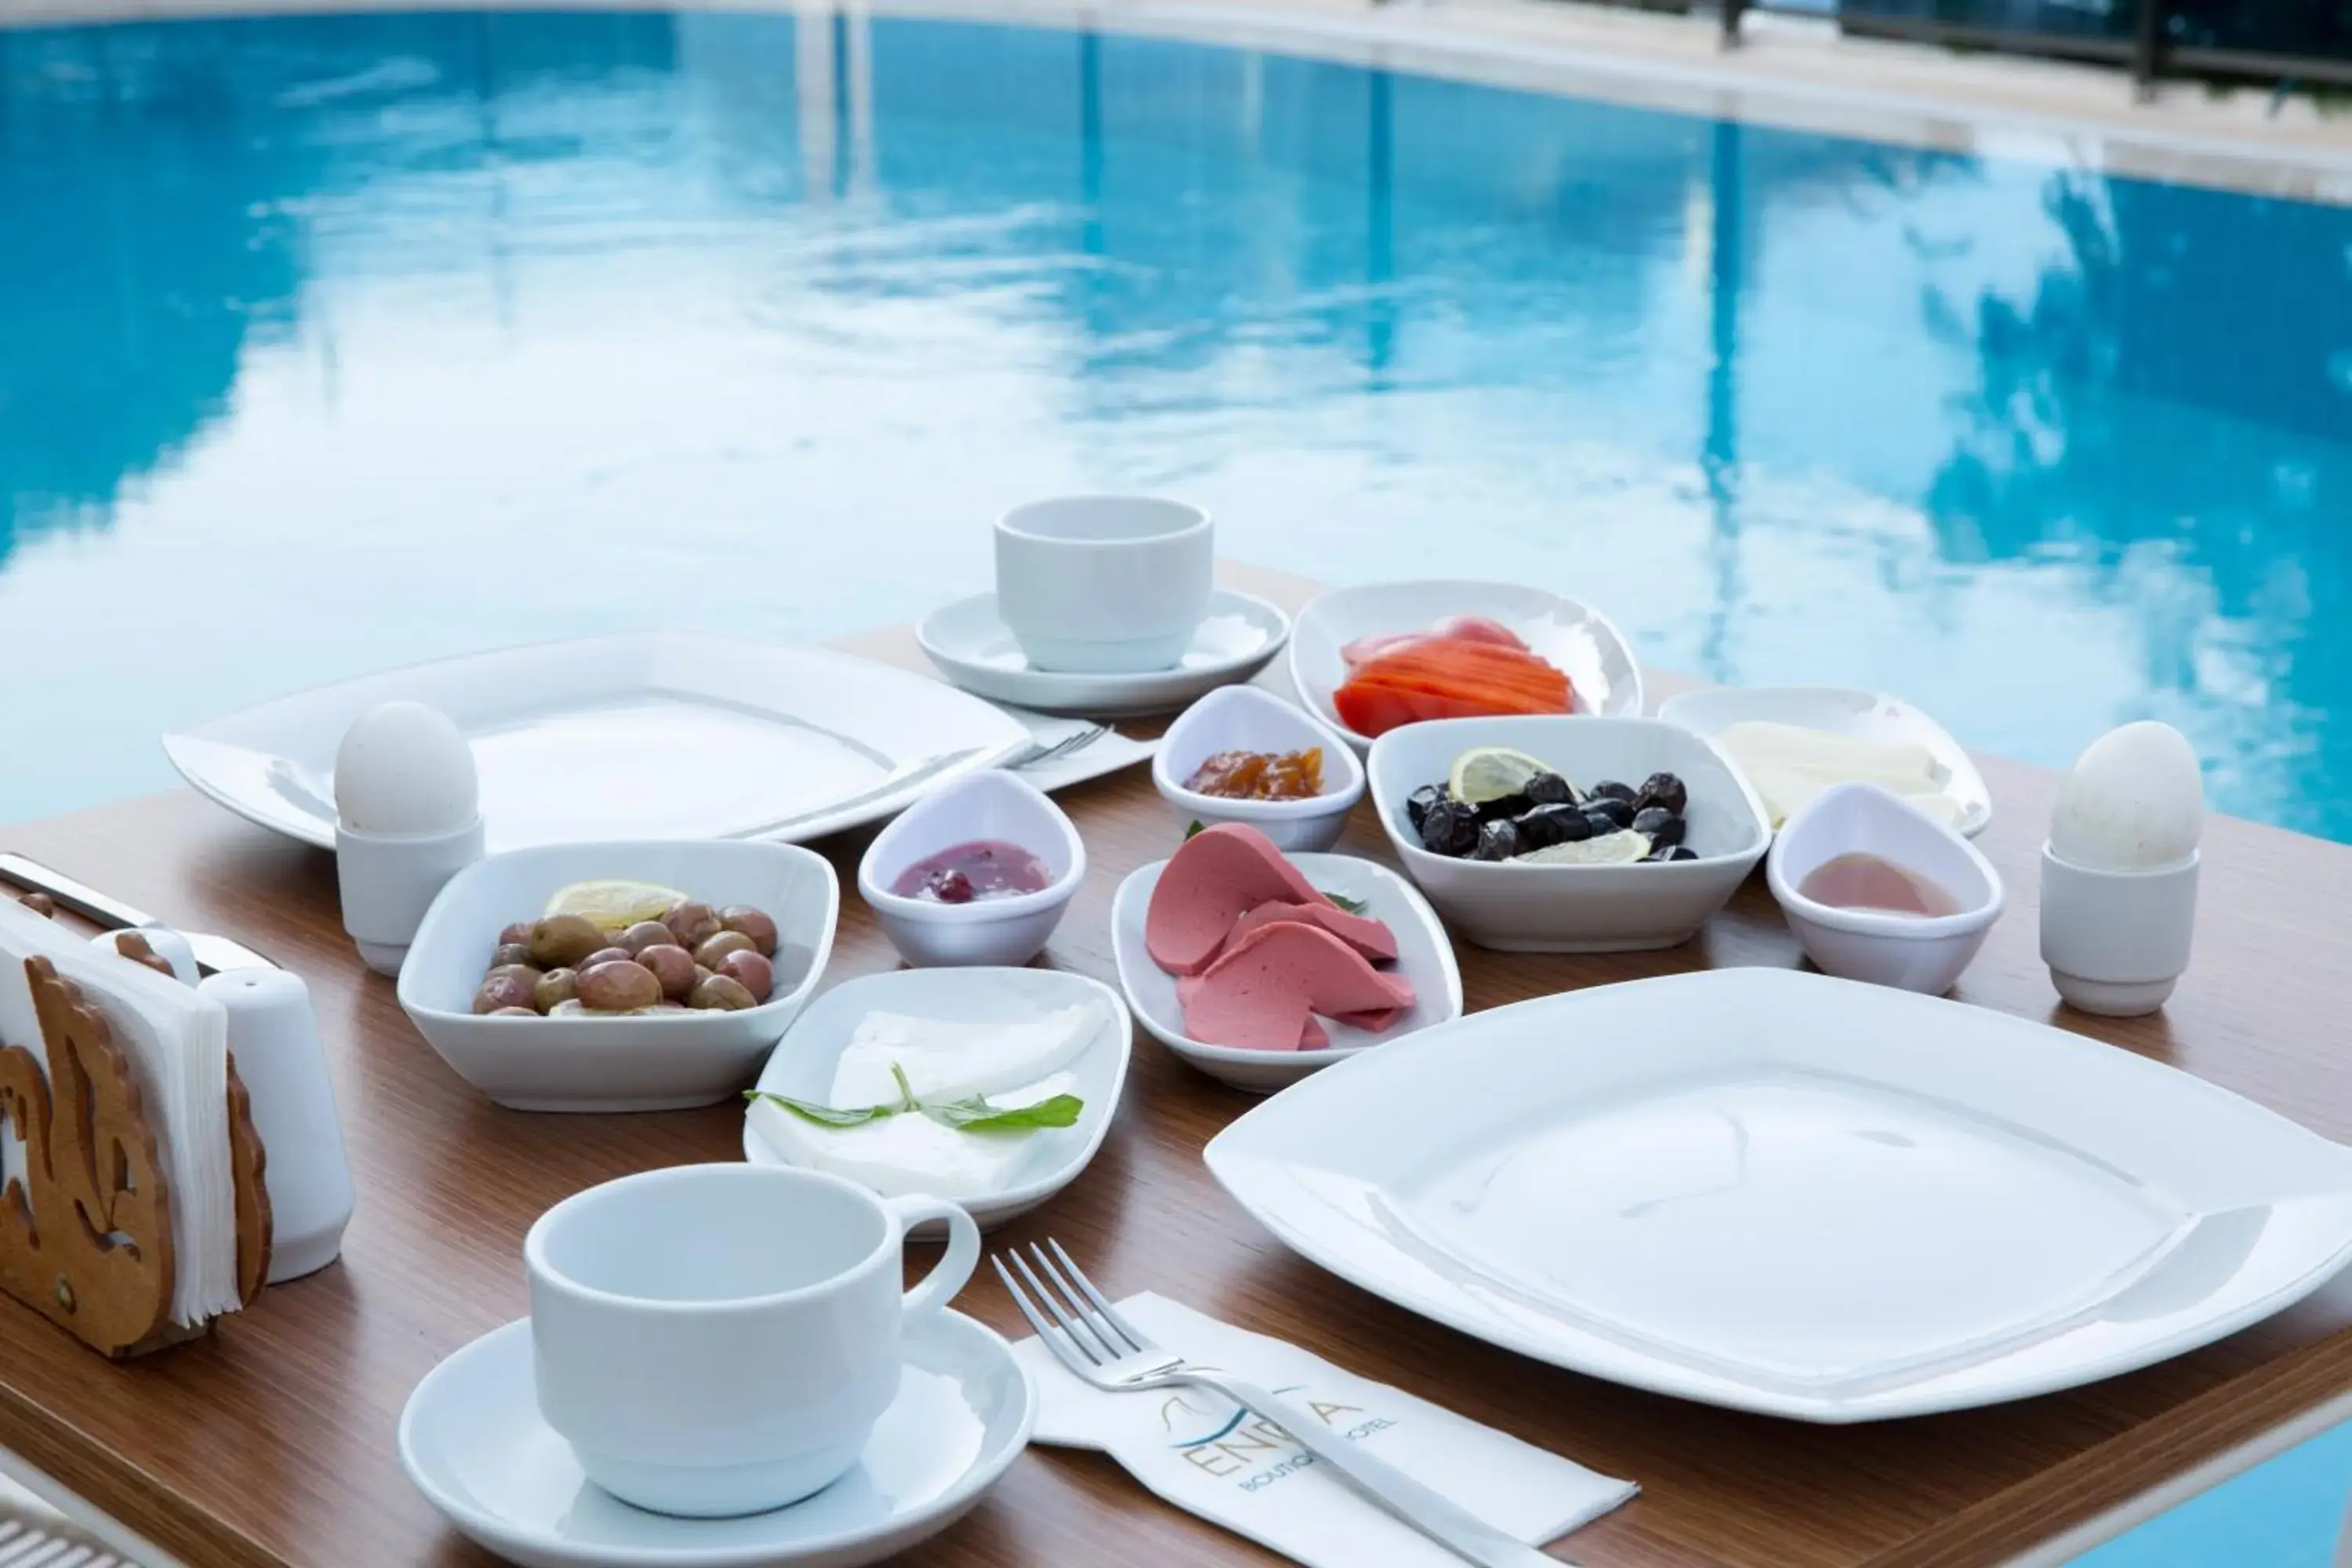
[857,771,1086,967]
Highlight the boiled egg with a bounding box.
[2049,721,2203,873]
[332,701,479,836]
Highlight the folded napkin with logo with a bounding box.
[1012,1292,1635,1566]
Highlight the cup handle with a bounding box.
[887,1196,980,1323]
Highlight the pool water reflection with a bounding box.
[2,9,2348,835]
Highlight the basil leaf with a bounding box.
[744,1091,897,1128]
[1184,820,1206,840]
[920,1093,1086,1132]
[1323,891,1368,915]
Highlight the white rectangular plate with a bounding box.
[1205,968,2352,1421]
[164,632,1032,853]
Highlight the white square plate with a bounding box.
[1205,968,2352,1421]
[164,632,1032,853]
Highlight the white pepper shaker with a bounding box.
[198,967,355,1282]
[2040,721,2203,1017]
[333,701,485,977]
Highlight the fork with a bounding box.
[996,1239,1567,1568]
[1009,721,1108,771]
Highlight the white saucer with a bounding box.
[917,590,1290,717]
[398,1311,1035,1568]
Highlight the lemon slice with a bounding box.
[1447,746,1553,807]
[1515,829,1651,866]
[543,878,690,931]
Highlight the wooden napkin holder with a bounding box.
[0,956,271,1357]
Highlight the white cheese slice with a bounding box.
[747,1071,1080,1199]
[1719,721,1950,829]
[829,1000,1108,1107]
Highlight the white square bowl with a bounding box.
[398,840,839,1112]
[1367,716,1769,953]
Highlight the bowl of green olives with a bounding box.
[397,841,839,1112]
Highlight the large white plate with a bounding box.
[742,967,1131,1229]
[1205,968,2352,1422]
[916,590,1290,718]
[1289,580,1644,754]
[1110,851,1462,1094]
[164,632,1032,853]
[1655,685,1993,838]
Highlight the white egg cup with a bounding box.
[2039,844,2198,1018]
[338,818,487,978]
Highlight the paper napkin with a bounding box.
[0,899,241,1327]
[1012,1293,1635,1567]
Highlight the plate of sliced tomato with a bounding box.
[1289,581,1645,753]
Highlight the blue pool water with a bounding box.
[3,9,2351,834]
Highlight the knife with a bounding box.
[0,854,278,978]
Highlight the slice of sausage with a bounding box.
[1224,900,1398,967]
[1145,824,1396,977]
[1174,923,1418,1051]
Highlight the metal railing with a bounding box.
[1709,0,2352,91]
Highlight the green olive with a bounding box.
[720,906,780,955]
[533,968,579,1012]
[578,959,662,1012]
[637,944,697,1000]
[694,930,758,967]
[474,974,536,1014]
[689,973,758,1011]
[528,914,605,969]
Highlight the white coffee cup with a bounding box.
[524,1163,980,1518]
[995,495,1213,673]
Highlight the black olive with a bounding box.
[1474,819,1523,861]
[1590,781,1637,805]
[1406,784,1445,833]
[1632,808,1686,848]
[1634,771,1688,816]
[1469,793,1525,822]
[1584,797,1634,833]
[1525,771,1577,807]
[1646,844,1698,862]
[1419,798,1482,858]
[1513,804,1589,851]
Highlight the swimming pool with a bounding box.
[2,6,2348,840]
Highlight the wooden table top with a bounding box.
[5,561,2351,1568]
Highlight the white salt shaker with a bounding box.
[2039,722,2203,1018]
[198,967,355,1282]
[333,701,485,977]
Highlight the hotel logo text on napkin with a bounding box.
[1013,1293,1634,1568]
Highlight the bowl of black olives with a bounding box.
[1366,717,1769,953]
